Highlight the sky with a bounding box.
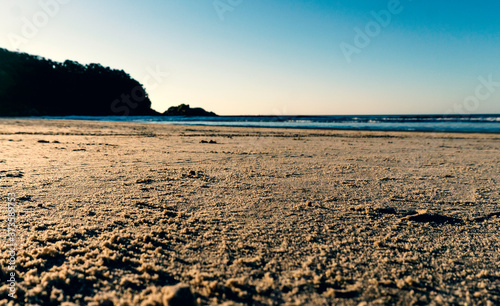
[0,0,499,115]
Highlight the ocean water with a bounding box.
[23,114,500,133]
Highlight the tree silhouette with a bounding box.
[0,48,158,116]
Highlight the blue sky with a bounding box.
[1,0,499,115]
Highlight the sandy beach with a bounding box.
[0,118,499,305]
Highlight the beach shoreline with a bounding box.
[1,118,499,305]
[3,114,500,134]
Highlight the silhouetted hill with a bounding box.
[163,104,217,117]
[0,48,159,116]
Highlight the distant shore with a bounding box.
[1,118,499,305]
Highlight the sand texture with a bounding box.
[0,119,499,305]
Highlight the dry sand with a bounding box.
[0,118,499,305]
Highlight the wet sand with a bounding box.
[0,119,499,305]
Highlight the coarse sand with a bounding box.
[0,119,499,305]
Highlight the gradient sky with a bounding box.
[1,0,499,115]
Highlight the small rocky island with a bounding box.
[163,104,217,117]
[0,48,216,117]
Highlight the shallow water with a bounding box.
[15,114,500,133]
